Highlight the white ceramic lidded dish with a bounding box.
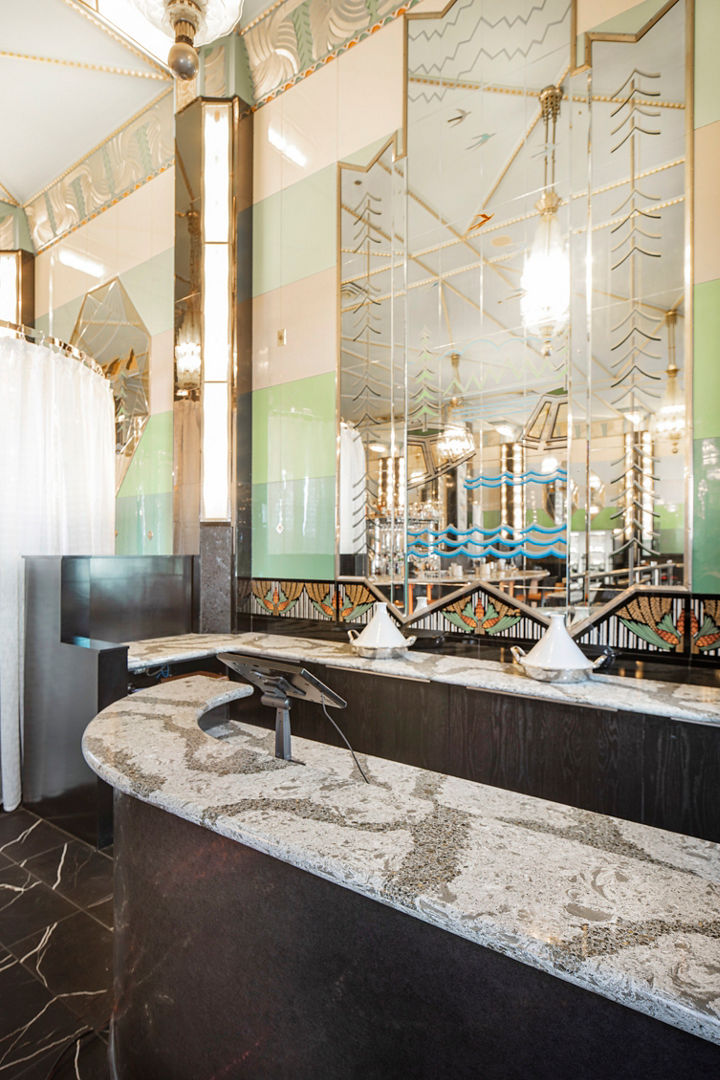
[510,613,604,683]
[347,602,416,658]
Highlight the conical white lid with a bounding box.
[352,603,407,648]
[522,613,593,670]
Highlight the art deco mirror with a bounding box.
[339,0,689,619]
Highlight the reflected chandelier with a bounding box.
[131,0,244,78]
[521,85,570,357]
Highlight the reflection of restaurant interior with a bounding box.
[1,1,720,1076]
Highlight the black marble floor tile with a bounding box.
[0,851,11,871]
[0,810,38,848]
[0,945,86,1079]
[86,897,113,931]
[33,1032,111,1080]
[0,865,77,948]
[22,840,113,911]
[10,912,113,1031]
[26,788,99,849]
[0,814,69,865]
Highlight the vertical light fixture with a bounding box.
[201,100,233,522]
[654,310,684,454]
[0,250,33,327]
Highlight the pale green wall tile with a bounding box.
[591,0,667,35]
[252,165,336,296]
[117,411,174,498]
[692,436,720,593]
[252,372,337,484]
[34,298,83,342]
[695,0,720,128]
[116,491,173,555]
[693,279,720,439]
[251,477,335,579]
[119,248,174,335]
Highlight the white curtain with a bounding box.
[0,336,115,811]
[339,422,367,556]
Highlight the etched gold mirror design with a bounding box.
[339,0,690,620]
[71,278,151,492]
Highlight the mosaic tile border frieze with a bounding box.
[238,576,720,661]
[25,91,174,252]
[204,0,421,107]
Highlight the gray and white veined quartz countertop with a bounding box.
[124,630,720,726]
[82,675,720,1046]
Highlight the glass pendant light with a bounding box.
[521,85,569,356]
[130,0,244,78]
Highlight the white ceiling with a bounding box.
[0,0,273,207]
[0,0,171,205]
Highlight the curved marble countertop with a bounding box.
[83,675,720,1046]
[124,631,720,727]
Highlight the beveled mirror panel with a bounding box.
[339,0,689,618]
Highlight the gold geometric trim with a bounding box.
[67,0,171,78]
[0,49,168,80]
[572,0,681,75]
[23,87,173,208]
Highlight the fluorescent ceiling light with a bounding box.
[268,126,307,168]
[57,248,106,279]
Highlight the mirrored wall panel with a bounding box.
[339,0,689,619]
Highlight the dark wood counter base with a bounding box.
[112,792,720,1080]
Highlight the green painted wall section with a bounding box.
[251,477,336,580]
[35,247,174,341]
[118,411,174,499]
[252,372,337,484]
[34,300,83,344]
[119,248,174,335]
[115,412,173,555]
[590,0,669,35]
[0,202,34,253]
[252,165,336,297]
[693,280,720,441]
[695,0,720,128]
[692,436,720,592]
[116,491,173,555]
[692,2,720,591]
[251,371,336,578]
[693,279,720,591]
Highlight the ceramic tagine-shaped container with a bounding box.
[510,613,603,683]
[347,603,416,658]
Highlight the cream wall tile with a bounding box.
[253,95,284,205]
[149,328,174,415]
[694,121,720,285]
[254,60,339,203]
[337,19,404,161]
[35,169,174,319]
[253,266,338,390]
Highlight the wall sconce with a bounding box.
[654,310,684,454]
[437,353,475,462]
[0,250,34,328]
[201,100,233,522]
[131,0,244,79]
[520,85,569,356]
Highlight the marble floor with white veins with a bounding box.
[0,809,113,1079]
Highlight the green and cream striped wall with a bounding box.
[692,0,720,593]
[250,19,405,579]
[34,169,176,556]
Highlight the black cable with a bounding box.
[45,1026,97,1078]
[320,695,370,784]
